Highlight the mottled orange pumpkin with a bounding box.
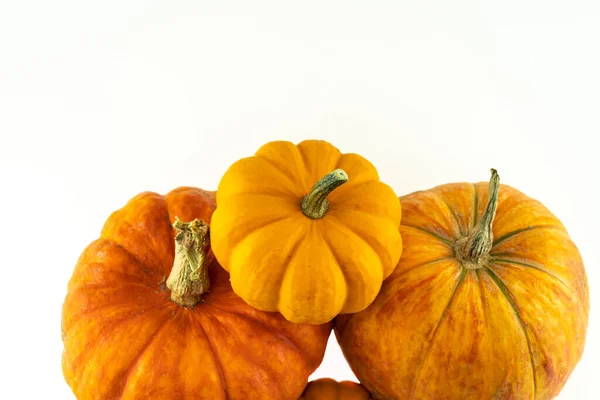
[299,378,372,399]
[336,170,589,400]
[61,187,331,400]
[211,140,402,324]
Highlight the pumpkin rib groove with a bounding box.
[119,311,175,397]
[320,229,351,312]
[431,190,464,237]
[329,180,386,201]
[101,221,170,275]
[68,280,163,293]
[400,225,454,246]
[63,293,169,334]
[63,301,168,348]
[205,312,287,399]
[191,316,229,399]
[68,239,161,291]
[327,214,385,269]
[66,305,170,396]
[277,231,312,313]
[411,268,467,399]
[492,225,563,247]
[209,307,307,364]
[296,142,311,182]
[255,154,298,187]
[225,214,299,259]
[475,270,488,338]
[489,258,570,290]
[374,260,461,320]
[472,183,479,228]
[109,239,154,276]
[217,191,300,203]
[483,267,537,400]
[385,257,457,286]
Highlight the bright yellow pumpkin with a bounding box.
[211,140,402,324]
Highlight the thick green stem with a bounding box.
[301,169,349,219]
[166,218,212,307]
[456,169,500,267]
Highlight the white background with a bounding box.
[1,1,598,399]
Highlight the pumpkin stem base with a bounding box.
[455,169,500,268]
[166,218,212,307]
[301,169,349,219]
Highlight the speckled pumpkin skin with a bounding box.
[299,378,372,400]
[61,187,331,400]
[336,182,589,400]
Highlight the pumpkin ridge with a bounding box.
[207,306,306,364]
[297,140,343,188]
[319,228,351,312]
[483,267,537,399]
[63,286,169,333]
[430,190,465,237]
[475,270,489,342]
[328,213,386,272]
[492,225,563,247]
[219,191,300,202]
[63,300,166,348]
[374,259,461,321]
[328,200,396,225]
[255,154,300,190]
[276,230,313,314]
[489,258,570,290]
[120,311,175,398]
[66,305,170,397]
[206,313,291,399]
[101,217,172,275]
[385,257,457,286]
[401,225,454,246]
[410,268,467,400]
[220,212,298,256]
[68,239,163,291]
[68,280,163,292]
[215,213,302,274]
[328,212,398,269]
[296,142,311,189]
[190,316,229,399]
[271,227,309,310]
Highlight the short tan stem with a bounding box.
[301,169,349,219]
[166,218,212,307]
[458,169,500,264]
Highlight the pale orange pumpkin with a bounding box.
[299,378,372,400]
[336,170,589,399]
[211,140,402,324]
[61,187,331,399]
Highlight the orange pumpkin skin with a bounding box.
[211,140,402,324]
[61,187,332,400]
[336,177,589,400]
[299,378,372,400]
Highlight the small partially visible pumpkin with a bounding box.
[61,187,331,399]
[299,378,372,400]
[336,170,589,399]
[211,140,402,324]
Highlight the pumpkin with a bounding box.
[299,378,372,399]
[211,140,402,324]
[61,187,332,400]
[335,170,589,400]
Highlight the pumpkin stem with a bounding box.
[457,169,500,266]
[166,218,212,307]
[301,169,349,219]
